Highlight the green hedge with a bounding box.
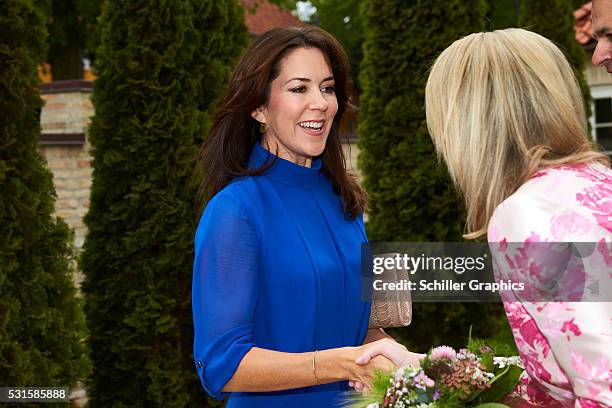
[0,0,90,397]
[39,0,101,80]
[80,1,247,406]
[358,0,509,350]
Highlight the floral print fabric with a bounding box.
[488,163,612,408]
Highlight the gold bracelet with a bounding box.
[312,350,321,385]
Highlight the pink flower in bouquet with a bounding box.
[430,346,457,361]
[413,370,435,390]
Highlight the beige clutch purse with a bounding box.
[368,253,412,329]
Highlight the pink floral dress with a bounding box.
[488,162,612,408]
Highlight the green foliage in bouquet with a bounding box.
[467,336,515,359]
[472,364,523,406]
[348,369,399,408]
[0,0,91,396]
[80,1,247,406]
[358,0,507,351]
[519,0,592,127]
[463,340,522,406]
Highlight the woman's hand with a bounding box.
[348,339,425,392]
[341,345,395,388]
[356,338,425,367]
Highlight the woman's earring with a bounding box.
[260,122,267,134]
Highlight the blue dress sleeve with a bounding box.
[192,188,260,400]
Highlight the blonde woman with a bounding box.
[426,29,612,407]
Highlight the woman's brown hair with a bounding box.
[196,26,367,218]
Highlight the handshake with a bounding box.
[345,338,425,392]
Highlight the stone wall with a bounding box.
[39,81,94,287]
[39,146,92,248]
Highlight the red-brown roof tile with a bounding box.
[241,0,305,35]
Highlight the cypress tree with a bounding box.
[0,0,90,393]
[310,0,364,92]
[40,0,101,80]
[519,0,592,123]
[80,1,247,406]
[358,0,509,349]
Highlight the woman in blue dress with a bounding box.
[192,27,415,407]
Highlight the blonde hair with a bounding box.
[425,28,609,240]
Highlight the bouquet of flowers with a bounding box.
[350,339,523,408]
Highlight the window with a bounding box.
[590,85,612,155]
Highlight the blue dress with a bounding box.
[192,143,371,407]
